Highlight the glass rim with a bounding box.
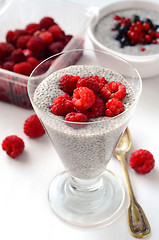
[28,48,142,125]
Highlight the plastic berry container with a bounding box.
[0,0,95,109]
[88,0,159,78]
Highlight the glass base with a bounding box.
[48,170,126,227]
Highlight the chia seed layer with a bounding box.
[95,8,159,56]
[34,65,135,179]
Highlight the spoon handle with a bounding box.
[118,154,151,238]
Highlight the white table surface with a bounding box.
[0,0,159,239]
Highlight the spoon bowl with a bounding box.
[115,127,131,154]
[114,128,151,238]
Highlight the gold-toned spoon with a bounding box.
[114,128,151,238]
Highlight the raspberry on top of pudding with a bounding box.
[50,73,127,122]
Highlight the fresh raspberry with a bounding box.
[11,49,26,63]
[129,149,155,174]
[50,93,75,116]
[6,30,27,44]
[65,112,87,122]
[0,42,15,58]
[60,74,80,95]
[100,85,111,102]
[76,76,100,94]
[3,61,14,71]
[24,114,45,138]
[48,41,64,55]
[2,135,25,158]
[32,50,46,61]
[6,30,16,44]
[105,98,125,117]
[86,96,105,119]
[48,25,62,39]
[16,35,31,49]
[100,81,126,102]
[64,34,73,45]
[72,87,95,111]
[27,36,45,52]
[13,62,33,76]
[39,31,53,45]
[39,17,54,29]
[96,76,108,90]
[25,23,40,35]
[27,57,39,68]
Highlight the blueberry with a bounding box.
[132,15,140,22]
[114,23,120,30]
[114,33,122,40]
[146,18,154,28]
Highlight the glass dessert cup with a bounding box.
[27,49,142,227]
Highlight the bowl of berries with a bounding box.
[88,0,159,78]
[0,0,94,108]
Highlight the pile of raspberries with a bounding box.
[50,74,127,122]
[0,16,72,76]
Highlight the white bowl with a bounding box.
[88,0,159,78]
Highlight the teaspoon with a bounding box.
[114,128,151,238]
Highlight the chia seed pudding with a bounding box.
[94,8,159,56]
[33,65,135,179]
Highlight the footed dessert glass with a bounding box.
[27,49,142,227]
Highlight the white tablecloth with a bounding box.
[0,0,159,239]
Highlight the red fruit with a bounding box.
[11,49,26,63]
[72,87,95,111]
[23,49,33,58]
[100,81,126,102]
[96,76,108,90]
[6,30,16,44]
[40,17,54,29]
[145,34,152,43]
[6,29,28,44]
[76,76,100,94]
[16,35,31,49]
[27,57,39,68]
[64,34,73,45]
[60,74,80,95]
[48,41,64,55]
[0,42,15,58]
[24,114,45,138]
[142,22,150,31]
[39,31,53,45]
[13,80,27,96]
[50,93,75,116]
[129,149,155,174]
[86,96,105,119]
[13,62,33,76]
[25,23,40,35]
[100,85,111,102]
[113,15,121,20]
[2,135,25,158]
[105,98,125,117]
[48,25,62,39]
[65,112,87,122]
[3,61,14,71]
[27,36,45,52]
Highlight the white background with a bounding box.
[0,0,159,240]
